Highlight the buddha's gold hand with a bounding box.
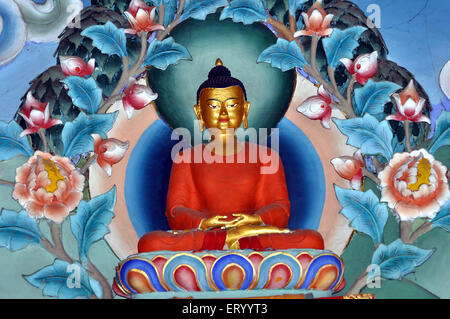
[199,215,240,230]
[223,213,263,228]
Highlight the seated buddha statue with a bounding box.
[138,59,324,252]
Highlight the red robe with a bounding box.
[138,143,323,252]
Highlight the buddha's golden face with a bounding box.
[194,85,250,132]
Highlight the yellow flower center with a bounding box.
[42,159,65,193]
[407,158,431,191]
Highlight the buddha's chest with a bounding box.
[190,161,262,196]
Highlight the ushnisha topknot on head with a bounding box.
[196,58,248,103]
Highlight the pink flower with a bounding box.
[60,56,95,77]
[122,77,158,119]
[296,85,332,129]
[293,1,334,37]
[18,92,62,137]
[124,0,165,35]
[331,150,365,190]
[340,51,378,85]
[94,135,129,176]
[12,151,85,223]
[378,149,449,221]
[385,80,430,124]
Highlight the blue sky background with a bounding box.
[0,0,448,122]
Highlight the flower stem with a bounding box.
[38,129,48,153]
[401,220,433,244]
[0,179,15,186]
[403,121,412,152]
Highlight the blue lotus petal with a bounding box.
[0,121,34,161]
[333,113,394,160]
[70,187,116,266]
[0,210,42,251]
[220,0,269,25]
[334,186,388,245]
[370,239,434,281]
[61,112,117,157]
[322,26,367,69]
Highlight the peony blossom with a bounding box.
[94,135,129,176]
[122,77,158,119]
[331,150,365,190]
[18,92,62,137]
[378,149,449,221]
[12,151,85,223]
[296,85,332,129]
[60,56,95,77]
[293,0,334,37]
[340,51,378,85]
[124,0,165,35]
[386,80,430,124]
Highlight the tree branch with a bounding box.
[0,179,15,186]
[80,154,98,175]
[40,222,73,264]
[87,261,113,299]
[156,0,185,40]
[362,167,380,184]
[347,270,369,295]
[400,220,412,243]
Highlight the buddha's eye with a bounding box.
[227,103,238,108]
[208,104,218,109]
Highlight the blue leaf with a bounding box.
[354,80,402,120]
[322,26,367,69]
[288,0,307,15]
[334,186,388,245]
[62,77,102,114]
[370,239,434,281]
[333,113,394,160]
[220,0,269,25]
[430,200,450,232]
[162,0,178,26]
[62,112,117,157]
[181,0,228,22]
[257,39,307,71]
[428,111,449,154]
[24,260,101,299]
[143,37,192,70]
[81,21,127,57]
[0,210,41,251]
[0,121,34,161]
[70,187,116,266]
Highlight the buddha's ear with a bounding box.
[243,101,250,129]
[193,104,204,132]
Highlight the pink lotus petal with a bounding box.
[321,14,334,29]
[340,58,354,73]
[385,113,407,122]
[12,183,31,206]
[135,8,152,30]
[301,12,309,29]
[308,9,323,31]
[318,28,333,37]
[19,127,40,137]
[44,203,69,223]
[63,191,83,211]
[412,114,431,124]
[320,107,332,129]
[26,201,45,219]
[350,173,363,190]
